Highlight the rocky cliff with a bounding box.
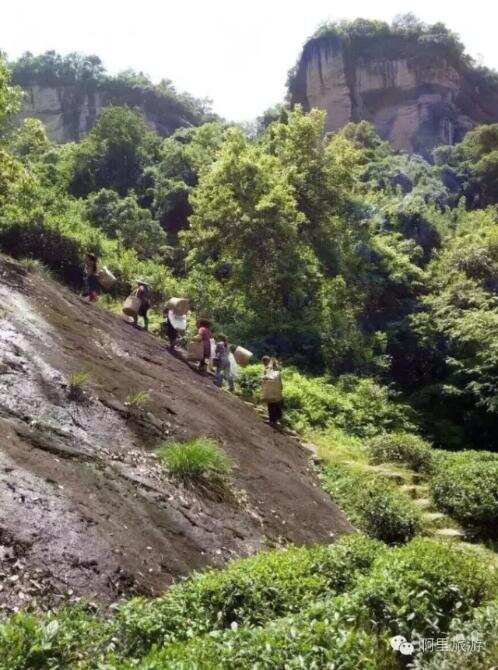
[19,83,201,143]
[0,255,350,612]
[289,29,498,156]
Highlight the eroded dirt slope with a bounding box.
[0,256,351,613]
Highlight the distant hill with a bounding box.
[288,16,498,156]
[10,51,216,142]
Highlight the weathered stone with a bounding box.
[18,83,196,143]
[289,37,498,156]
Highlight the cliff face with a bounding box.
[0,254,350,611]
[20,83,198,142]
[289,37,498,156]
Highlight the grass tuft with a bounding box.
[68,371,90,402]
[156,438,232,481]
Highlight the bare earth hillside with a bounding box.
[0,256,351,614]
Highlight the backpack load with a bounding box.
[229,352,240,379]
[97,266,116,291]
[122,294,141,317]
[261,370,283,402]
[166,297,190,316]
[234,346,253,367]
[187,339,205,361]
[168,309,187,332]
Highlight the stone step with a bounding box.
[351,463,411,485]
[432,527,466,539]
[423,511,446,522]
[363,464,412,485]
[400,484,429,499]
[413,497,432,510]
[423,511,453,529]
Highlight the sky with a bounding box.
[1,0,497,121]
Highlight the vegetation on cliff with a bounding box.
[10,50,215,134]
[287,14,498,96]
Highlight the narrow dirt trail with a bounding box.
[0,256,351,614]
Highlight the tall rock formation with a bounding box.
[289,27,498,156]
[19,83,201,143]
[10,52,212,143]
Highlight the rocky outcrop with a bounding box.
[19,83,198,142]
[0,255,350,612]
[289,37,498,156]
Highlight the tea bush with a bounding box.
[144,602,398,670]
[322,465,423,543]
[366,432,434,472]
[112,534,384,657]
[353,538,497,640]
[419,598,498,669]
[0,605,109,670]
[0,536,494,669]
[430,453,498,533]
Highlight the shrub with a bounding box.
[0,606,109,670]
[430,453,498,534]
[353,538,497,641]
[366,432,433,472]
[147,602,398,670]
[322,465,423,543]
[0,217,84,286]
[237,366,416,436]
[156,438,232,481]
[112,534,384,657]
[419,598,498,669]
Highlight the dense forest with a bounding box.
[2,44,498,450]
[1,19,498,668]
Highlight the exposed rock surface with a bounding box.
[0,255,351,614]
[19,84,197,142]
[289,37,498,156]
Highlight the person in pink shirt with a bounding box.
[197,318,212,372]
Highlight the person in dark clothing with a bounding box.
[83,253,100,302]
[133,281,151,331]
[164,309,187,352]
[262,355,283,427]
[166,312,178,350]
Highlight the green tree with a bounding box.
[0,54,22,139]
[86,188,166,258]
[184,127,321,341]
[412,207,498,446]
[10,118,51,160]
[68,106,160,197]
[144,123,225,238]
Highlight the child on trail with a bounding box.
[83,253,100,302]
[197,318,212,373]
[133,281,151,331]
[261,355,284,428]
[214,335,235,392]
